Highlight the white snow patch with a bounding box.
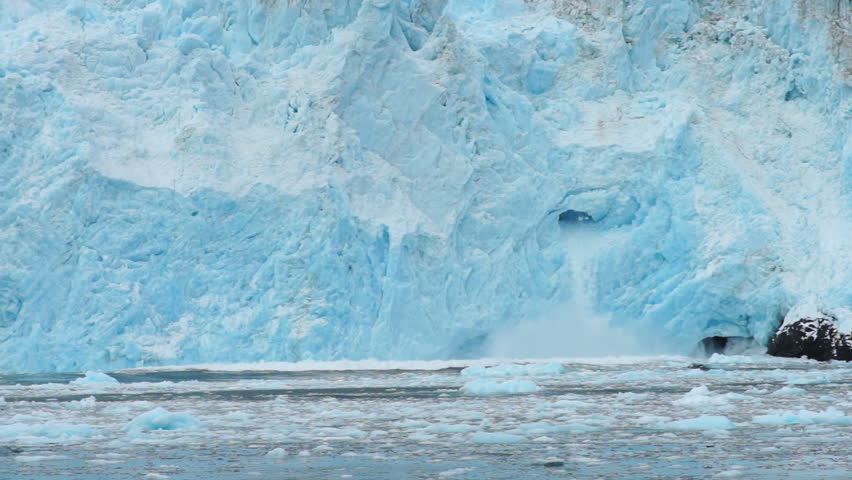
[0,423,97,443]
[752,407,852,425]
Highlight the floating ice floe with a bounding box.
[785,374,833,385]
[63,396,97,410]
[672,386,729,407]
[769,386,807,396]
[124,407,202,434]
[659,415,736,431]
[0,422,98,443]
[265,447,288,458]
[752,407,852,425]
[437,467,473,477]
[672,386,754,409]
[513,421,598,434]
[615,392,650,402]
[14,455,69,463]
[459,378,540,395]
[71,371,119,385]
[143,474,171,480]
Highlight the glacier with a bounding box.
[0,0,849,372]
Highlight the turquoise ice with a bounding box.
[0,0,849,371]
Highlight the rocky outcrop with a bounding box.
[767,317,852,362]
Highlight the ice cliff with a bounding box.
[1,0,850,371]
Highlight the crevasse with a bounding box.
[0,0,849,371]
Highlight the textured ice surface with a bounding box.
[70,371,119,385]
[460,377,540,395]
[265,447,288,458]
[124,407,202,434]
[1,0,850,371]
[0,422,97,444]
[2,356,852,479]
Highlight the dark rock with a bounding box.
[767,316,852,362]
[835,334,852,362]
[688,363,710,371]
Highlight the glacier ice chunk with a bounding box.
[460,378,540,395]
[265,447,289,458]
[0,423,97,443]
[71,371,119,385]
[752,408,852,426]
[124,407,202,434]
[659,415,736,431]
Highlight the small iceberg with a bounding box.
[71,371,119,385]
[460,378,540,395]
[125,407,202,434]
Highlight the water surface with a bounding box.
[2,356,850,479]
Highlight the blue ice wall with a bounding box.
[1,0,850,371]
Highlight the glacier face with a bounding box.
[0,0,850,372]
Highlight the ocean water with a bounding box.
[2,356,850,479]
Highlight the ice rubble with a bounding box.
[0,422,98,443]
[752,407,852,426]
[0,0,850,371]
[659,415,736,431]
